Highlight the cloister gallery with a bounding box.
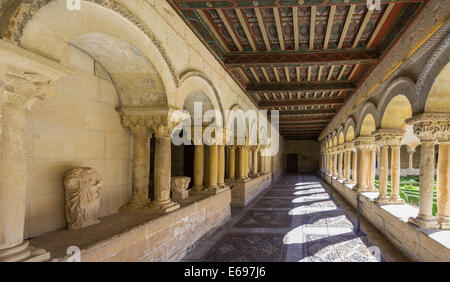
[0,0,448,263]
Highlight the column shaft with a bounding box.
[193,144,204,191]
[0,107,27,250]
[351,150,357,183]
[131,136,151,204]
[390,145,404,203]
[376,146,389,203]
[207,145,218,189]
[228,146,236,180]
[410,141,439,228]
[437,143,450,229]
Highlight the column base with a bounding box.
[147,200,180,214]
[204,185,229,195]
[192,185,204,192]
[375,196,390,204]
[388,196,405,205]
[337,177,345,181]
[436,215,450,230]
[352,185,374,192]
[0,241,50,262]
[408,215,440,229]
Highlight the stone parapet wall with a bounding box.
[31,190,231,262]
[322,174,450,261]
[228,173,272,207]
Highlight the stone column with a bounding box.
[121,115,153,208]
[437,142,450,229]
[0,71,54,262]
[407,147,415,169]
[193,143,204,191]
[344,142,353,184]
[338,145,345,180]
[149,116,181,213]
[261,147,267,174]
[407,114,443,229]
[367,148,377,191]
[376,144,390,203]
[218,144,225,187]
[332,148,337,178]
[237,145,247,180]
[228,146,236,180]
[390,144,405,204]
[328,149,333,175]
[206,144,219,190]
[252,146,259,177]
[351,149,357,183]
[353,137,375,192]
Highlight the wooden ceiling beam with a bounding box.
[173,1,423,10]
[324,5,336,49]
[338,5,356,49]
[255,8,271,51]
[224,50,378,66]
[235,8,257,51]
[217,9,244,51]
[247,81,356,93]
[277,109,336,115]
[259,98,344,108]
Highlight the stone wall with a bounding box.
[30,190,231,262]
[24,45,133,238]
[323,174,450,261]
[229,173,272,207]
[284,140,320,173]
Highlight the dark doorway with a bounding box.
[184,145,194,188]
[286,154,298,173]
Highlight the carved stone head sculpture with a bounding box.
[64,167,104,230]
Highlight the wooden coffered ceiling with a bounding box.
[168,0,428,140]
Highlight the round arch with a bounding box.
[424,61,450,112]
[380,94,412,129]
[416,33,450,112]
[5,0,177,98]
[177,72,225,125]
[356,102,378,136]
[377,77,416,119]
[343,117,356,141]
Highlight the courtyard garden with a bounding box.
[374,175,438,215]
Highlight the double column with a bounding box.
[344,142,355,184]
[407,113,450,229]
[337,145,345,180]
[353,137,377,192]
[373,129,405,204]
[121,111,182,213]
[0,70,56,262]
[193,128,227,193]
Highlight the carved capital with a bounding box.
[406,113,450,142]
[121,114,153,138]
[3,71,55,111]
[372,128,405,147]
[344,141,354,151]
[150,114,185,138]
[354,136,376,151]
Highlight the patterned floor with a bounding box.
[183,175,385,262]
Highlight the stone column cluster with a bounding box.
[353,137,377,192]
[373,129,405,204]
[121,112,184,213]
[225,141,270,183]
[407,113,450,230]
[319,114,450,231]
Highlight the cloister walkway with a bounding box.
[183,174,408,262]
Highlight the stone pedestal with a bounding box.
[171,176,191,202]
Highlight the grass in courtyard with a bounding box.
[374,175,437,216]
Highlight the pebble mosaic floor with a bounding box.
[183,175,385,262]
